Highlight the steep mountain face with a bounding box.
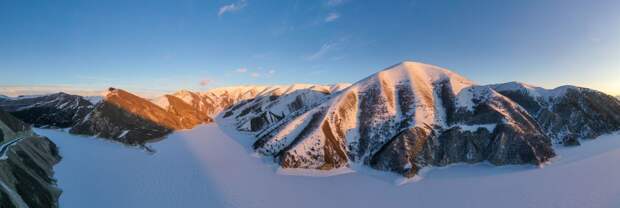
[489,82,620,146]
[241,62,554,178]
[0,92,94,128]
[70,88,212,144]
[219,84,349,133]
[0,109,62,208]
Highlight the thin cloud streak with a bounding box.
[325,12,340,22]
[218,0,248,16]
[305,43,336,60]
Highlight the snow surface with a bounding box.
[36,126,620,208]
[452,123,497,132]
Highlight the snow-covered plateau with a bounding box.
[36,123,620,208]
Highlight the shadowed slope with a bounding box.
[490,82,620,145]
[70,88,212,145]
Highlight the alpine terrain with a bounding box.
[0,93,94,128]
[490,82,620,146]
[1,61,619,180]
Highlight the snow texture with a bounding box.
[36,125,620,208]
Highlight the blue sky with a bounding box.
[1,0,619,96]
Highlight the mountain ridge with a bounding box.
[489,82,620,145]
[1,61,618,179]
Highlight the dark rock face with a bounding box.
[0,92,94,128]
[369,82,554,177]
[0,110,30,138]
[0,109,62,208]
[490,83,620,145]
[0,136,62,208]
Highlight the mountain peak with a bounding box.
[358,61,475,98]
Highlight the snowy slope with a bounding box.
[490,82,620,145]
[249,61,554,177]
[37,124,620,208]
[218,83,348,133]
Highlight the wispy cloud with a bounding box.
[250,72,260,78]
[305,43,337,60]
[325,12,340,22]
[218,0,247,16]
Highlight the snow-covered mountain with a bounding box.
[0,109,61,208]
[156,84,350,118]
[218,84,349,132]
[489,82,620,145]
[0,92,94,128]
[230,62,555,178]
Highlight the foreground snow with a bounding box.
[36,125,620,208]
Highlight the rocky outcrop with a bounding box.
[0,92,94,128]
[0,109,62,208]
[244,62,555,178]
[489,82,620,145]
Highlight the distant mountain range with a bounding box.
[1,61,619,179]
[0,93,94,128]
